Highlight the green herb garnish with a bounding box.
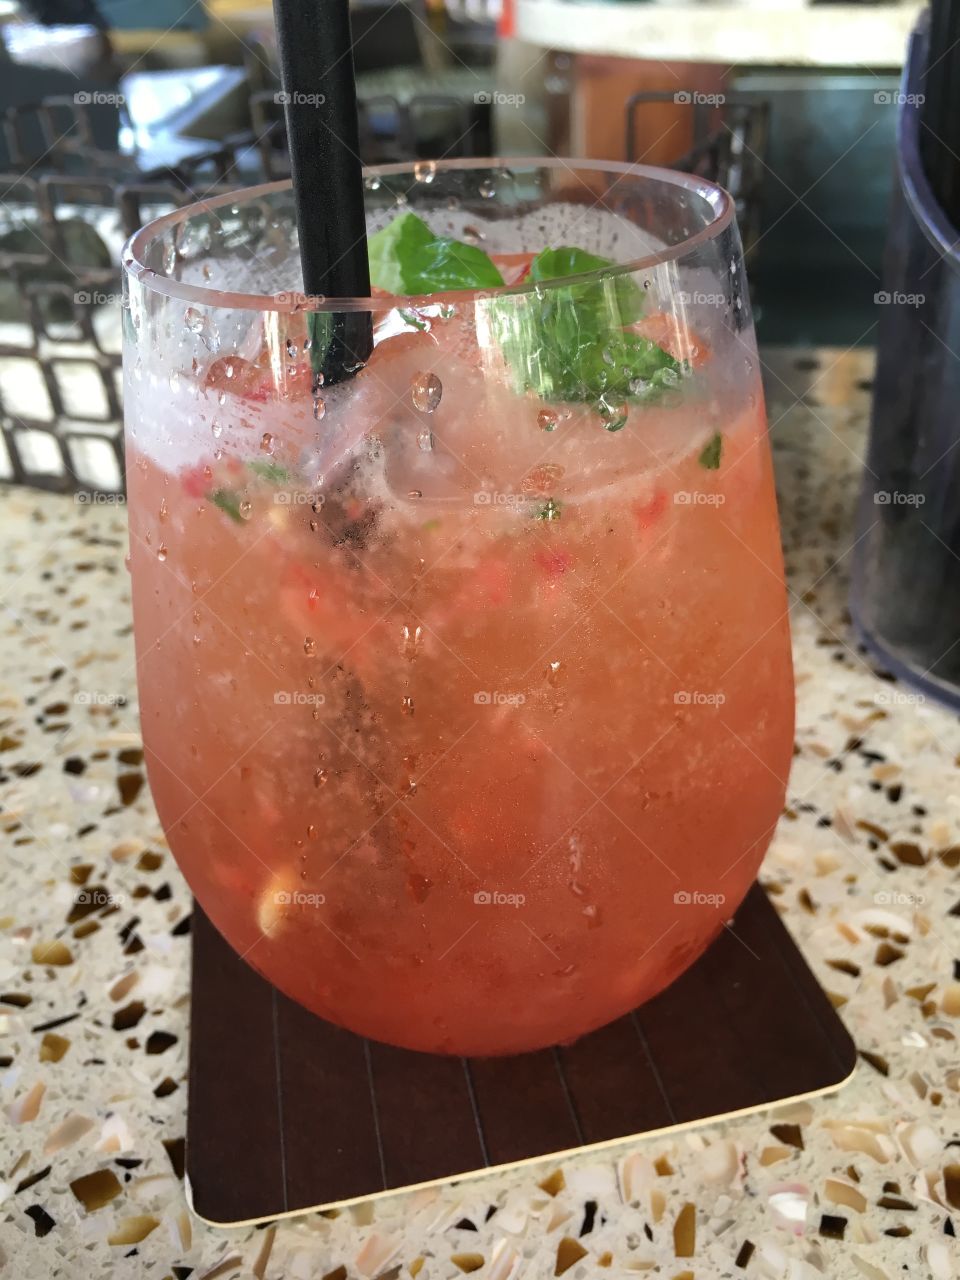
[248,459,291,485]
[399,308,429,331]
[529,246,645,326]
[209,487,243,523]
[368,211,504,294]
[492,245,679,404]
[698,433,723,469]
[535,497,563,521]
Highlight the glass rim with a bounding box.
[122,157,734,315]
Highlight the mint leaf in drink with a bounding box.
[698,433,723,469]
[367,211,504,294]
[530,246,645,325]
[248,459,291,484]
[492,273,679,404]
[209,487,243,523]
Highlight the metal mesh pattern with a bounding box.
[0,92,766,496]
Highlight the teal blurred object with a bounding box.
[97,0,208,29]
[738,69,900,345]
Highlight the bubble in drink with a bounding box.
[412,371,442,413]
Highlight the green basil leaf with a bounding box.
[367,211,504,294]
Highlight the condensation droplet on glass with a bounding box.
[158,498,168,522]
[414,160,437,183]
[211,420,223,439]
[309,519,318,532]
[285,338,298,358]
[260,432,273,453]
[401,624,423,659]
[547,660,562,687]
[168,371,180,394]
[401,695,414,716]
[478,178,496,199]
[537,408,559,432]
[123,552,131,573]
[202,465,213,481]
[412,371,442,412]
[192,634,201,646]
[157,543,168,562]
[238,499,253,520]
[314,768,329,787]
[598,395,628,432]
[192,609,201,624]
[408,489,422,499]
[313,395,326,421]
[304,637,316,657]
[184,307,220,352]
[225,361,235,380]
[417,429,434,453]
[364,174,381,191]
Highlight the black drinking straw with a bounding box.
[273,0,373,384]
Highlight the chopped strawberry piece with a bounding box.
[534,548,573,578]
[630,313,711,367]
[633,489,668,531]
[205,355,272,402]
[181,461,213,499]
[472,556,513,606]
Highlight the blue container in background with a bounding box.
[852,14,960,710]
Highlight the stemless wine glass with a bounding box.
[123,159,794,1056]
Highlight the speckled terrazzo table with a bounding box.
[1,347,959,1280]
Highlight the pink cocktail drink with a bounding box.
[124,162,794,1055]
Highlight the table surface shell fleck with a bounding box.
[0,348,958,1280]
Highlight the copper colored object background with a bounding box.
[186,884,856,1226]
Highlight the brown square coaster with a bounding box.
[185,883,856,1226]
